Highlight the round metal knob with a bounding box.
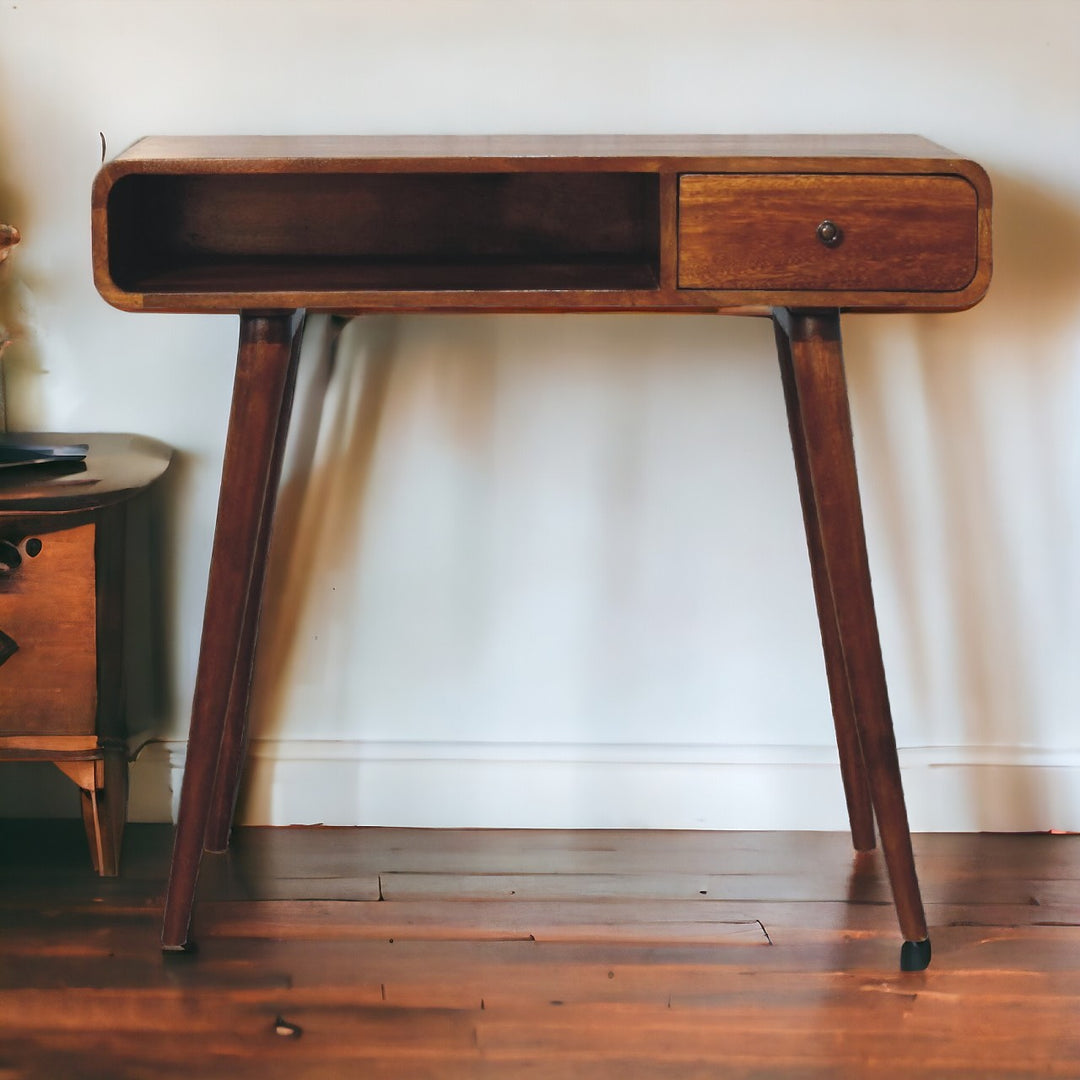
[816,220,843,248]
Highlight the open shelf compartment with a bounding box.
[106,171,662,294]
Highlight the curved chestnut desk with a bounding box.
[92,135,992,968]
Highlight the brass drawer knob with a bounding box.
[816,220,843,248]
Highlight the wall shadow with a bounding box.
[235,312,357,818]
[844,171,1080,829]
[238,313,500,820]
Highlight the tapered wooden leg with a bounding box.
[75,751,128,876]
[203,311,310,853]
[54,757,124,876]
[161,311,303,952]
[774,319,876,853]
[774,308,929,965]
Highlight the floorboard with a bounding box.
[1,822,1078,1077]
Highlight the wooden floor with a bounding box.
[1,823,1078,1078]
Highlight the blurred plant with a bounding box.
[0,221,18,426]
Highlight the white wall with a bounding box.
[2,0,1079,830]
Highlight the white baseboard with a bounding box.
[6,738,1079,832]
[117,738,1080,833]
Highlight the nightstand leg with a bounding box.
[204,312,308,854]
[774,318,876,852]
[55,753,128,876]
[773,308,929,957]
[78,751,128,876]
[162,311,304,952]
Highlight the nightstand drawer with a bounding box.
[0,522,98,735]
[677,174,979,292]
[0,434,171,876]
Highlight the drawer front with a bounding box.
[0,523,98,735]
[678,174,979,292]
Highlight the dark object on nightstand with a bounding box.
[0,432,171,875]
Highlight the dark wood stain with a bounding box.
[0,436,171,877]
[88,135,993,958]
[0,824,1077,1078]
[92,134,992,315]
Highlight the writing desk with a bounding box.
[91,135,992,969]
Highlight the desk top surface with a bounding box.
[102,133,971,171]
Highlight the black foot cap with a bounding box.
[161,940,198,957]
[900,937,931,972]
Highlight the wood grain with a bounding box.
[204,312,307,853]
[775,310,926,948]
[678,174,978,291]
[774,317,875,851]
[161,313,304,951]
[0,522,97,735]
[89,133,995,980]
[0,436,171,876]
[0,824,1077,1079]
[96,133,975,167]
[91,134,992,315]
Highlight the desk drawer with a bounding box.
[678,174,979,292]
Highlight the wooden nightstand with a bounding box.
[0,433,171,875]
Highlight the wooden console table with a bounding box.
[91,135,992,969]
